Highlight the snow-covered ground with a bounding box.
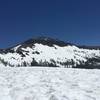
[0,67,100,100]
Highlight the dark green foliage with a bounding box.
[38,59,58,67]
[31,58,38,66]
[58,59,75,68]
[76,57,100,69]
[50,59,58,67]
[0,58,7,66]
[23,61,27,66]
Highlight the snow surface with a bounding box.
[0,66,100,100]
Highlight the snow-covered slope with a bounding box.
[0,37,100,68]
[0,67,100,100]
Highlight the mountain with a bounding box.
[0,36,100,69]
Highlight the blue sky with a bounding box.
[0,0,100,48]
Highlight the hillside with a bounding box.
[0,37,100,68]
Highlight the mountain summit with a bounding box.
[0,37,100,69]
[22,36,73,47]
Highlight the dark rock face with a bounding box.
[78,45,100,50]
[22,37,73,47]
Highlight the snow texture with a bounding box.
[0,43,100,67]
[0,66,100,100]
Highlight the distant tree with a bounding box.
[31,58,38,66]
[0,58,7,66]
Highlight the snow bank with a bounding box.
[0,67,100,100]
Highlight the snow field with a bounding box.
[0,67,100,100]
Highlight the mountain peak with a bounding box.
[0,36,100,69]
[23,36,73,47]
